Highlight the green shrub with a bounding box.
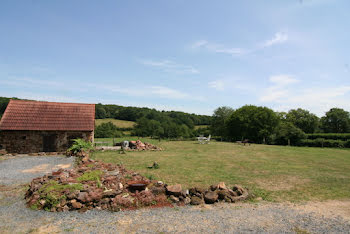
[299,138,347,148]
[306,133,350,141]
[345,140,350,148]
[274,122,306,146]
[77,170,103,188]
[68,139,93,154]
[95,122,122,138]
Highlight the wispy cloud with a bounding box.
[208,80,225,91]
[259,75,299,102]
[0,77,88,92]
[192,31,288,56]
[259,74,350,116]
[262,32,288,48]
[1,77,205,101]
[191,40,246,56]
[139,59,199,74]
[150,86,191,99]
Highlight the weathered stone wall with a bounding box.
[0,130,94,154]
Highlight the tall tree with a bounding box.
[321,108,350,133]
[285,108,319,133]
[274,122,306,145]
[226,105,279,143]
[210,106,234,141]
[95,104,107,119]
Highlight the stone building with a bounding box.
[0,100,95,154]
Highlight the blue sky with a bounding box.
[0,0,349,116]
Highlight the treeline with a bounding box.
[95,103,212,139]
[96,103,211,125]
[211,105,350,148]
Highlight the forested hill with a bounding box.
[0,97,212,125]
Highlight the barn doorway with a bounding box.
[43,135,57,152]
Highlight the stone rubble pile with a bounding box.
[166,182,249,206]
[128,140,162,151]
[25,156,249,212]
[0,149,7,155]
[25,158,171,212]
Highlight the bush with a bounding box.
[95,122,122,138]
[306,133,350,141]
[345,140,350,148]
[299,138,347,148]
[274,122,306,145]
[68,139,93,154]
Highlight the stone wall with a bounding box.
[0,130,94,154]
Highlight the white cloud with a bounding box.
[90,83,205,101]
[269,74,298,86]
[150,86,189,99]
[208,80,225,91]
[139,59,199,74]
[1,77,204,101]
[262,32,288,48]
[0,77,88,92]
[192,32,288,56]
[191,40,208,49]
[191,40,246,56]
[259,75,350,116]
[259,75,299,102]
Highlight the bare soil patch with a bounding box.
[254,175,311,191]
[291,200,350,221]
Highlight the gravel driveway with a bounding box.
[0,155,75,185]
[0,156,350,233]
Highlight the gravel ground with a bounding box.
[0,155,75,185]
[0,156,350,233]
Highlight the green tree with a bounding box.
[95,104,107,119]
[95,122,122,138]
[285,108,319,133]
[321,108,350,133]
[226,105,279,143]
[274,122,306,145]
[210,106,234,141]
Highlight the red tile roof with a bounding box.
[0,100,95,131]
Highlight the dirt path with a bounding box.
[0,156,349,233]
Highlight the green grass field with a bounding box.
[91,140,350,202]
[95,119,135,128]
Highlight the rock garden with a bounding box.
[25,151,249,212]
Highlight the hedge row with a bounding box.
[306,133,350,141]
[299,138,350,148]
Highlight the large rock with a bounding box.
[232,184,245,196]
[151,186,166,195]
[217,189,229,200]
[190,196,203,205]
[166,184,182,196]
[71,200,82,209]
[77,192,89,203]
[217,182,227,190]
[169,195,179,203]
[204,191,218,204]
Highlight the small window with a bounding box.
[22,136,26,140]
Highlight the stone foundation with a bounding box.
[0,130,94,154]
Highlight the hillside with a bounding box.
[95,119,135,128]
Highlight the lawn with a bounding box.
[91,139,350,202]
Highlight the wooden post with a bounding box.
[288,139,291,146]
